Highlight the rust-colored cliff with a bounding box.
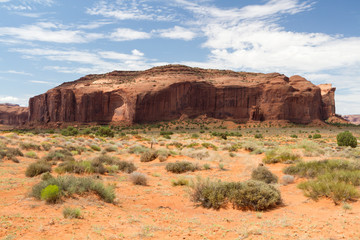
[0,104,28,125]
[28,65,336,125]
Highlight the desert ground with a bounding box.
[1,120,360,240]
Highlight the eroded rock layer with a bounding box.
[28,65,336,125]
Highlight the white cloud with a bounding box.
[109,28,151,41]
[157,26,197,41]
[0,0,10,3]
[0,96,28,106]
[29,80,54,85]
[0,23,104,43]
[87,0,176,21]
[0,70,32,76]
[12,47,159,74]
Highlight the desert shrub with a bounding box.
[263,147,301,164]
[158,155,168,162]
[203,163,211,170]
[20,142,41,151]
[4,147,24,157]
[317,170,360,186]
[43,149,74,162]
[281,175,295,185]
[241,141,264,154]
[166,142,183,149]
[171,177,189,186]
[181,148,210,160]
[128,145,149,154]
[61,126,79,136]
[283,159,360,178]
[201,143,218,151]
[254,134,263,139]
[290,134,298,138]
[25,151,38,159]
[251,166,278,184]
[104,146,117,152]
[312,133,322,139]
[41,185,61,203]
[0,147,23,163]
[90,145,101,151]
[186,143,200,148]
[63,207,82,219]
[298,180,359,204]
[56,161,93,174]
[226,180,282,211]
[191,178,282,211]
[26,161,52,177]
[129,172,148,185]
[41,142,52,151]
[41,172,54,181]
[337,131,357,148]
[117,161,137,173]
[191,133,199,139]
[140,150,158,162]
[93,154,116,165]
[95,127,114,137]
[166,161,199,173]
[191,178,229,209]
[160,131,173,136]
[31,175,115,203]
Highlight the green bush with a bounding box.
[312,133,321,139]
[166,161,199,173]
[140,150,158,162]
[201,143,218,151]
[96,127,114,137]
[25,151,38,159]
[41,142,52,151]
[32,175,115,203]
[43,149,74,162]
[171,177,189,186]
[337,131,357,148]
[254,134,263,139]
[128,145,149,154]
[63,207,82,219]
[251,166,278,184]
[41,185,61,203]
[61,126,79,136]
[90,145,101,151]
[26,161,52,177]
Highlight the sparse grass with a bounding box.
[25,151,38,159]
[90,145,101,151]
[263,147,301,164]
[42,149,74,162]
[63,207,82,219]
[166,161,199,173]
[20,142,41,151]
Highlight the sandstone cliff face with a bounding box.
[28,65,336,125]
[0,104,28,125]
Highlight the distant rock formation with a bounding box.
[0,104,28,125]
[27,65,336,125]
[343,115,360,125]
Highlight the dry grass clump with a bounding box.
[171,177,189,186]
[42,149,74,162]
[129,172,148,185]
[25,161,52,177]
[166,161,199,173]
[296,140,325,157]
[140,150,158,162]
[63,207,82,219]
[0,147,23,163]
[20,142,41,151]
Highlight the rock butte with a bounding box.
[343,115,360,125]
[0,103,28,126]
[3,65,337,126]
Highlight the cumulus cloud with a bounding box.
[109,28,151,41]
[157,26,197,41]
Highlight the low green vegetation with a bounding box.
[63,207,82,219]
[166,161,199,173]
[337,131,357,148]
[251,166,278,184]
[31,175,115,203]
[263,147,301,164]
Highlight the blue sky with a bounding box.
[0,0,359,115]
